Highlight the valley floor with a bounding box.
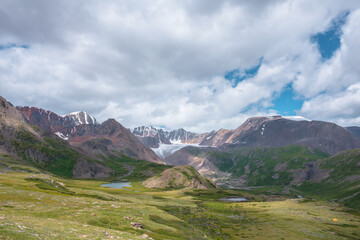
[0,172,360,239]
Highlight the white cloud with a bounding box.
[300,83,360,125]
[298,9,360,126]
[0,0,359,132]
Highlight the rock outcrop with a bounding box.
[70,119,164,164]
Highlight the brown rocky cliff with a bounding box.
[70,119,164,164]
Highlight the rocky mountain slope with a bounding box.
[0,96,112,178]
[143,165,216,189]
[164,146,221,176]
[162,116,360,176]
[347,126,360,139]
[131,126,209,148]
[17,106,163,163]
[138,116,360,162]
[69,119,163,163]
[199,116,360,155]
[17,107,98,138]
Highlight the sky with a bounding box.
[0,0,360,132]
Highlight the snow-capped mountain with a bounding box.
[16,106,163,163]
[199,116,360,155]
[132,126,161,138]
[131,126,210,148]
[17,107,99,140]
[63,111,99,126]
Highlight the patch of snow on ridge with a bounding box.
[55,132,68,140]
[283,116,310,121]
[260,125,265,135]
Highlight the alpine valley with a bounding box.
[1,95,360,239]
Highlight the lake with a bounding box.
[220,197,248,202]
[101,182,131,190]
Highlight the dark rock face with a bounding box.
[72,158,113,178]
[137,136,167,148]
[230,117,360,155]
[200,116,360,155]
[347,126,360,139]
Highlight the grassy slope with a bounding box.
[10,130,82,178]
[0,167,360,239]
[186,145,360,209]
[143,166,216,189]
[203,145,328,185]
[297,149,360,209]
[102,154,171,181]
[9,128,171,180]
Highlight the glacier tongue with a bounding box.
[151,143,206,158]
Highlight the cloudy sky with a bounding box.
[1,0,360,132]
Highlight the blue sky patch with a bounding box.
[0,43,29,50]
[225,57,263,87]
[311,11,349,60]
[271,83,304,116]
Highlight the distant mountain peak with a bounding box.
[131,126,210,148]
[63,111,99,126]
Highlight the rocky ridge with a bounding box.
[0,96,112,178]
[131,126,209,148]
[200,116,360,155]
[17,106,163,163]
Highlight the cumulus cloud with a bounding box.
[0,0,359,132]
[298,9,360,126]
[300,83,360,124]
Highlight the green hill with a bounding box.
[143,165,216,189]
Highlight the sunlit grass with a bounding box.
[1,168,360,240]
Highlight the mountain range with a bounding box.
[1,95,360,209]
[16,106,162,164]
[131,126,209,148]
[133,116,360,156]
[9,97,360,172]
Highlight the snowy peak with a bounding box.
[131,126,164,137]
[63,111,99,126]
[17,107,99,141]
[131,126,210,148]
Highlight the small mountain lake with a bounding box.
[220,197,248,202]
[101,182,131,190]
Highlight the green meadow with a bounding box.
[1,164,360,239]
